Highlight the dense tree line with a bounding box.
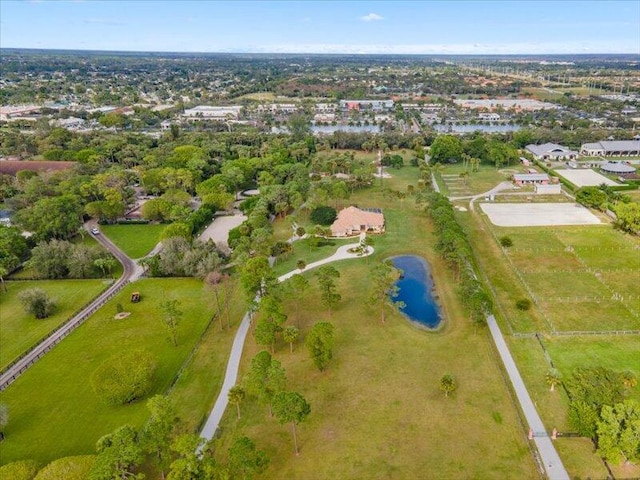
[576,186,640,234]
[425,193,492,326]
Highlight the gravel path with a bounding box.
[199,242,373,441]
[487,315,569,480]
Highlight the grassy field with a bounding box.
[100,224,166,258]
[438,163,511,196]
[461,195,640,477]
[508,334,640,479]
[521,87,565,102]
[272,237,353,277]
[0,278,218,465]
[496,226,640,332]
[0,280,108,370]
[213,172,539,479]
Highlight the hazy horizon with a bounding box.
[1,1,638,55]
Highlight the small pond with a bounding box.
[390,255,442,329]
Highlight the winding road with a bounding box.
[199,242,374,442]
[0,221,139,390]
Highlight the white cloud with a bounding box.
[360,13,383,22]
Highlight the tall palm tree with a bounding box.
[228,385,246,419]
[545,369,562,392]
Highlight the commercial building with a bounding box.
[183,106,242,120]
[339,100,394,112]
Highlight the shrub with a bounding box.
[576,187,607,209]
[0,460,38,480]
[19,288,57,319]
[381,154,404,169]
[515,298,531,311]
[160,222,192,241]
[90,350,157,405]
[34,455,96,480]
[310,206,337,226]
[239,196,260,214]
[271,241,292,258]
[499,236,513,248]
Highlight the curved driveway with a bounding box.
[0,221,138,390]
[199,242,374,441]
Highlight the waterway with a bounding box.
[390,255,442,329]
[433,123,521,133]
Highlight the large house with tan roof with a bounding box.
[330,206,385,237]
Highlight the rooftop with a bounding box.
[600,162,636,173]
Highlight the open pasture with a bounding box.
[0,280,108,370]
[0,278,216,465]
[496,225,640,332]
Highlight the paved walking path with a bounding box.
[487,315,569,480]
[199,242,373,441]
[0,220,138,390]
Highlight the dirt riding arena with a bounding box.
[555,169,618,187]
[480,203,601,227]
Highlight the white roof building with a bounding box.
[580,140,640,157]
[339,100,394,111]
[454,99,558,111]
[183,105,242,120]
[525,143,578,160]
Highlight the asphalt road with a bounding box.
[0,221,138,390]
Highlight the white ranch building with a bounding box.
[525,143,578,161]
[580,140,640,157]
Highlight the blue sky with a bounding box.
[1,1,638,54]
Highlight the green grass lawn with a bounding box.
[272,237,353,277]
[481,224,640,333]
[212,181,538,479]
[0,280,108,370]
[0,278,217,465]
[439,164,511,196]
[509,334,640,479]
[167,278,249,434]
[271,217,294,243]
[465,200,640,477]
[100,224,166,258]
